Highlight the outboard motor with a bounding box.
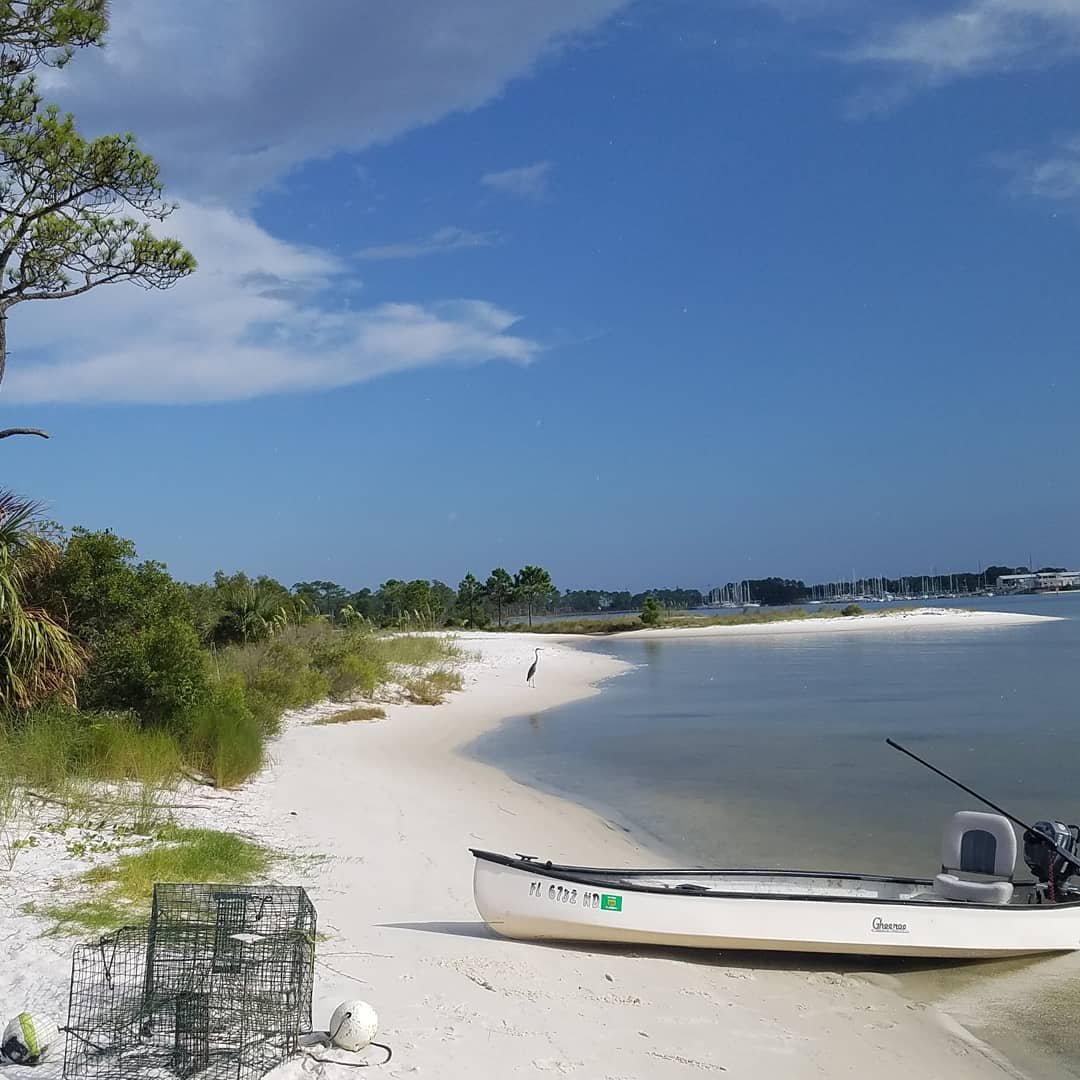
[1023,820,1080,891]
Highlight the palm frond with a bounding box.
[0,491,86,712]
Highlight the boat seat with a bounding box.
[932,873,1014,905]
[933,811,1016,905]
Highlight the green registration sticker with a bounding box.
[601,894,623,912]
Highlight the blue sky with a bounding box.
[5,0,1080,591]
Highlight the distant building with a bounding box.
[995,571,1080,593]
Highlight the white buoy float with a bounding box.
[1,1013,60,1065]
[329,1000,379,1052]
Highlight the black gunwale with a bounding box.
[470,849,1080,912]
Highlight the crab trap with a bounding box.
[63,885,316,1080]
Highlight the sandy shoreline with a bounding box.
[0,630,1029,1079]
[542,606,1059,642]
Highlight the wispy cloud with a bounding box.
[993,134,1080,204]
[2,205,538,405]
[482,161,553,201]
[844,1,1080,106]
[357,226,499,261]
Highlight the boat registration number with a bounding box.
[529,881,623,912]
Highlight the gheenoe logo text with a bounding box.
[871,916,908,933]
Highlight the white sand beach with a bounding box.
[603,606,1059,641]
[0,630,1030,1080]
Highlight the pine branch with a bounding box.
[0,427,49,440]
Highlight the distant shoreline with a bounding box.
[529,606,1060,641]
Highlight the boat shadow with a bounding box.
[381,921,498,941]
[379,921,1002,976]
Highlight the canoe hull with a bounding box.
[472,855,1080,959]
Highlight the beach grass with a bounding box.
[401,667,464,704]
[313,705,387,725]
[378,634,462,667]
[520,605,874,634]
[0,706,186,807]
[30,826,274,935]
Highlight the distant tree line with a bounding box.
[274,575,708,629]
[286,566,558,629]
[187,561,1061,637]
[557,588,703,613]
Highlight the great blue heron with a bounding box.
[526,647,542,686]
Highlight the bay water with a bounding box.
[468,595,1080,1078]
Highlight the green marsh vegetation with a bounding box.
[523,604,875,635]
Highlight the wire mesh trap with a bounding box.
[63,885,316,1080]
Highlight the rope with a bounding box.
[301,1043,393,1069]
[297,1010,393,1069]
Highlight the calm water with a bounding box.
[468,594,1080,1078]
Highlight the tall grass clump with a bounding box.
[0,705,91,790]
[0,704,185,790]
[401,667,464,705]
[186,675,264,788]
[0,705,185,833]
[377,634,461,667]
[84,717,185,786]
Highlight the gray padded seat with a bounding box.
[933,811,1016,905]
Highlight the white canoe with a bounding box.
[471,849,1080,959]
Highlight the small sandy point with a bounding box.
[547,606,1059,642]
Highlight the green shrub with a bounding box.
[840,604,865,617]
[217,636,328,736]
[84,617,211,731]
[641,597,664,627]
[250,643,328,721]
[186,674,265,788]
[327,652,385,700]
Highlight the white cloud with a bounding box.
[8,2,617,403]
[41,1,625,204]
[993,135,1080,203]
[481,161,553,201]
[357,226,499,261]
[846,0,1080,84]
[1,205,538,405]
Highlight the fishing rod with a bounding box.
[885,738,1080,875]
